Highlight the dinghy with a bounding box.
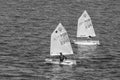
[45,23,76,66]
[73,10,100,45]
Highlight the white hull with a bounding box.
[73,40,100,45]
[45,58,76,66]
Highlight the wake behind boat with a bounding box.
[45,23,76,66]
[73,10,100,45]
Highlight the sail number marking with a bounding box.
[84,19,92,28]
[59,32,69,45]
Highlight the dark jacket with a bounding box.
[59,55,67,62]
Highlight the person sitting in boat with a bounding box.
[88,36,92,38]
[59,52,67,62]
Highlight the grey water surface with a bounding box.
[0,0,120,80]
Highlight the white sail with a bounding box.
[77,10,96,37]
[50,23,73,56]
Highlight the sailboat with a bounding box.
[73,10,100,45]
[45,23,76,65]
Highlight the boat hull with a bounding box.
[45,58,76,66]
[73,40,100,45]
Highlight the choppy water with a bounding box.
[0,0,120,80]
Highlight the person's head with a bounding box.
[60,52,62,55]
[89,36,91,38]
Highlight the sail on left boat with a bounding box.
[45,23,76,65]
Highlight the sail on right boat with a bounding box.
[74,10,100,45]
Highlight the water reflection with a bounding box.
[45,63,97,80]
[50,65,75,80]
[77,45,98,58]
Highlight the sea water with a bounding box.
[0,0,119,80]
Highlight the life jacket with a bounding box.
[59,55,67,62]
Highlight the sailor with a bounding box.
[59,52,67,62]
[88,35,93,39]
[88,36,92,38]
